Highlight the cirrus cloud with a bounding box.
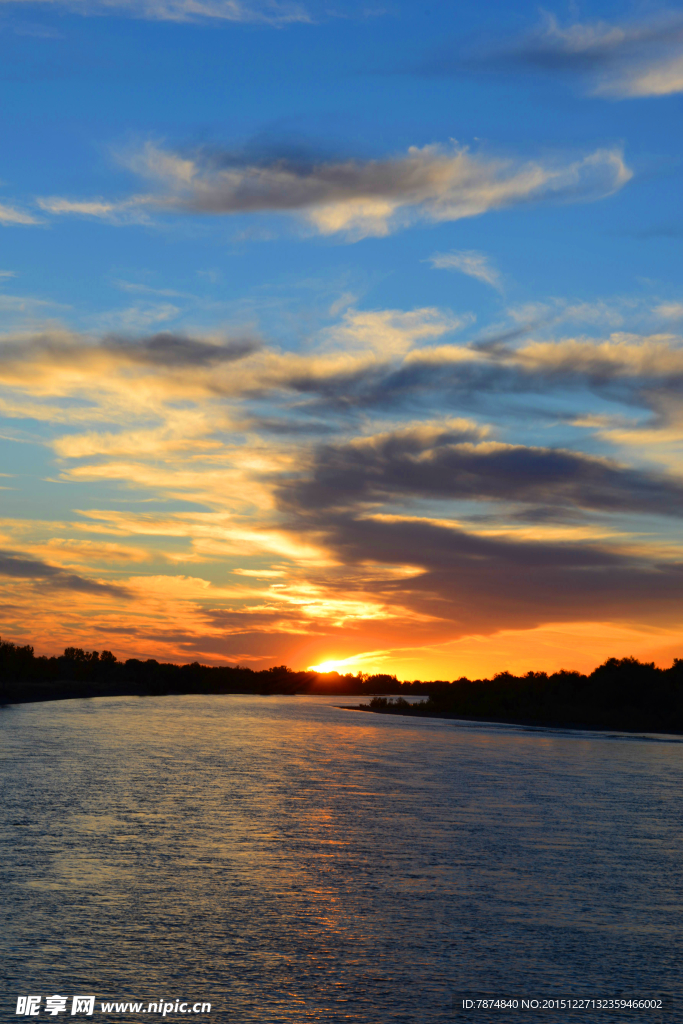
[0,0,311,25]
[428,249,502,290]
[0,201,40,227]
[515,13,683,98]
[445,13,683,99]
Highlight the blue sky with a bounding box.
[1,0,683,676]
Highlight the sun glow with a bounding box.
[307,659,350,673]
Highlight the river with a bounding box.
[1,695,681,1022]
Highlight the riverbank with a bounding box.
[0,680,291,705]
[340,701,683,737]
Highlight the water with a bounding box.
[1,695,681,1023]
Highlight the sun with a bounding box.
[308,659,346,673]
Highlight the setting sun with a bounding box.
[307,660,349,674]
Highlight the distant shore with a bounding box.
[0,679,328,706]
[337,703,683,737]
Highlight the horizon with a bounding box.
[3,635,679,684]
[2,1,683,677]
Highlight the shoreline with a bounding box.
[0,685,400,707]
[336,704,683,738]
[3,686,682,738]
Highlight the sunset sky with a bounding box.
[2,0,683,677]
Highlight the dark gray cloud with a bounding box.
[171,150,447,214]
[0,330,261,369]
[467,322,542,354]
[317,514,683,634]
[0,550,131,598]
[274,356,603,418]
[104,331,261,367]
[268,415,683,634]
[281,355,520,411]
[278,425,683,517]
[253,416,338,436]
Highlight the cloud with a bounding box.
[3,312,683,496]
[5,316,683,439]
[4,306,683,663]
[3,314,683,437]
[40,140,632,239]
[288,328,683,426]
[74,509,330,563]
[513,333,683,383]
[0,309,465,416]
[655,302,683,320]
[318,306,468,355]
[0,0,311,25]
[0,549,130,596]
[114,280,192,298]
[0,328,262,384]
[38,538,151,565]
[105,330,262,366]
[35,197,147,226]
[455,13,683,99]
[277,421,683,519]
[0,202,39,226]
[301,513,683,636]
[90,304,183,332]
[428,249,502,290]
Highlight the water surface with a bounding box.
[1,695,681,1022]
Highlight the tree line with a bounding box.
[363,659,683,733]
[1,638,682,732]
[0,639,398,703]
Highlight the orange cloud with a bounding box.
[3,307,683,675]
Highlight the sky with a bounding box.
[1,0,683,678]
